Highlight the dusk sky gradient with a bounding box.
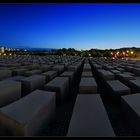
[0,3,140,50]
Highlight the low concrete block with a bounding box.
[67,94,115,137]
[133,68,140,76]
[5,76,26,82]
[0,90,56,136]
[99,70,114,81]
[44,77,69,104]
[123,72,135,76]
[116,73,135,84]
[24,70,42,76]
[0,70,12,80]
[60,71,75,85]
[83,64,91,72]
[116,68,125,72]
[12,69,28,76]
[21,75,46,96]
[39,65,52,72]
[52,65,64,75]
[42,71,57,83]
[79,77,97,94]
[107,80,130,102]
[127,79,140,93]
[125,66,134,72]
[0,80,21,107]
[68,65,78,72]
[121,93,140,135]
[81,71,93,77]
[110,70,121,74]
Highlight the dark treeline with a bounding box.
[1,47,140,58]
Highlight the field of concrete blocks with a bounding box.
[0,55,140,136]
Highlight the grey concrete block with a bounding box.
[110,70,121,74]
[67,94,115,137]
[107,80,130,96]
[12,69,28,76]
[125,66,134,72]
[24,70,42,76]
[5,76,26,82]
[116,68,125,72]
[44,77,69,104]
[79,77,97,94]
[127,79,140,93]
[81,71,93,77]
[60,71,75,85]
[116,74,135,85]
[123,72,135,76]
[133,68,140,76]
[29,64,40,70]
[68,65,78,72]
[21,75,46,96]
[0,70,12,80]
[42,71,57,83]
[121,93,140,135]
[52,65,64,75]
[83,64,91,72]
[0,90,56,136]
[39,65,52,72]
[99,70,114,80]
[135,76,140,80]
[0,80,21,107]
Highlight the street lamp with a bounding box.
[131,51,134,54]
[123,52,125,55]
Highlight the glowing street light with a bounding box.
[117,51,119,55]
[4,53,6,56]
[127,50,129,53]
[123,52,125,55]
[131,51,134,54]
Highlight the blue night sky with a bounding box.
[0,3,140,50]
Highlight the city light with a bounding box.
[127,50,129,53]
[116,51,119,55]
[4,53,6,56]
[131,51,134,54]
[123,52,125,55]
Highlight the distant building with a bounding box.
[1,47,4,53]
